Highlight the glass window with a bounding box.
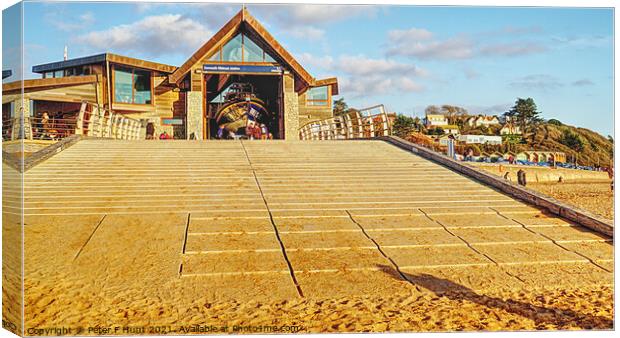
[306,86,329,106]
[54,70,63,78]
[113,67,151,104]
[212,33,278,63]
[222,34,242,62]
[307,86,328,100]
[114,67,133,103]
[133,69,152,104]
[209,50,220,61]
[243,35,263,62]
[264,52,276,63]
[44,72,53,78]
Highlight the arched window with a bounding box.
[209,33,277,63]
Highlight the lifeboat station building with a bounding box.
[2,8,338,140]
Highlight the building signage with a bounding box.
[161,118,184,125]
[203,64,282,74]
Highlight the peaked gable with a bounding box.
[169,8,314,88]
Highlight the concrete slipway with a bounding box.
[2,139,613,331]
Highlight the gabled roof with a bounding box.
[168,8,317,88]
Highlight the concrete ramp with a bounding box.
[14,139,613,326]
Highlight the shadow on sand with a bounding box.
[377,264,613,330]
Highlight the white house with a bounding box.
[500,123,522,135]
[425,114,448,127]
[466,115,501,127]
[458,134,502,145]
[441,125,460,135]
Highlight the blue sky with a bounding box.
[2,1,614,135]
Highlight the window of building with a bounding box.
[243,36,264,62]
[222,34,243,62]
[210,33,277,63]
[53,70,63,78]
[306,86,329,106]
[113,66,152,104]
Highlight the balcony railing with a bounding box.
[2,102,143,142]
[299,109,392,140]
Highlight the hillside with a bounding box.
[525,123,613,168]
[466,122,614,168]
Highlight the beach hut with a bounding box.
[515,152,529,162]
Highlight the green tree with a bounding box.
[333,98,348,116]
[547,119,562,126]
[392,114,416,138]
[560,129,584,151]
[440,105,468,124]
[425,105,440,115]
[503,98,543,139]
[427,127,445,135]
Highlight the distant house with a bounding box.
[500,123,522,135]
[438,134,456,146]
[441,125,460,135]
[458,134,502,145]
[425,114,448,127]
[466,115,500,127]
[515,152,529,162]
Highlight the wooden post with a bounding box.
[75,102,87,135]
[382,113,389,136]
[104,110,113,137]
[368,116,375,138]
[97,108,105,137]
[89,106,99,137]
[110,114,118,139]
[356,113,363,138]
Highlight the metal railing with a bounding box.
[299,110,392,140]
[1,102,143,141]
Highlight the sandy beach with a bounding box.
[528,182,613,221]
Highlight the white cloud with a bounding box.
[337,55,427,77]
[47,11,95,32]
[387,30,475,60]
[249,4,375,42]
[572,78,595,87]
[296,53,335,70]
[295,52,426,98]
[387,27,548,60]
[258,4,376,26]
[509,74,564,91]
[387,28,433,42]
[465,103,512,115]
[75,14,212,57]
[285,26,325,41]
[479,42,547,57]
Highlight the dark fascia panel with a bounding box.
[32,53,107,73]
[2,70,12,79]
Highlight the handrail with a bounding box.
[299,110,392,140]
[1,102,144,141]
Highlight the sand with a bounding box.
[528,182,614,221]
[4,140,614,334]
[474,164,613,221]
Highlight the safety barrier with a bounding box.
[299,110,392,140]
[1,102,143,141]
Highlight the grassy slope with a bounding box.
[526,124,613,167]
